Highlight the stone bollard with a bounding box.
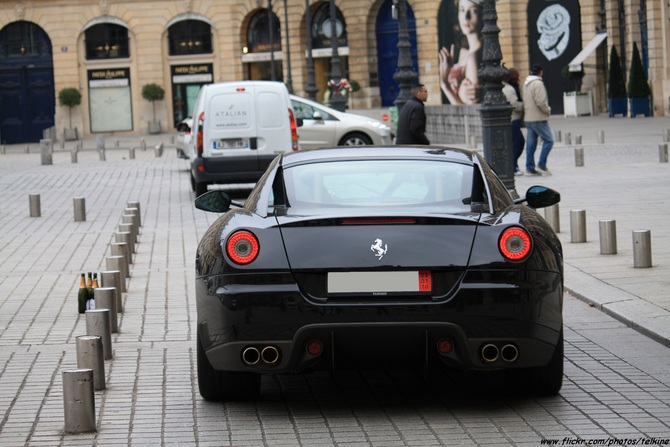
[543,204,560,233]
[40,139,53,165]
[659,144,668,163]
[599,220,617,255]
[575,147,584,167]
[565,132,571,145]
[570,210,587,243]
[71,149,78,163]
[597,130,605,144]
[86,309,113,360]
[127,201,142,226]
[112,240,131,266]
[62,369,96,433]
[29,194,41,217]
[555,130,562,143]
[575,135,582,145]
[94,287,118,333]
[100,270,123,313]
[632,230,652,268]
[129,147,135,159]
[73,197,86,222]
[76,335,105,390]
[106,255,129,283]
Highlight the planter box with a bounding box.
[64,128,78,141]
[148,121,161,134]
[629,97,651,118]
[563,92,592,117]
[607,98,627,117]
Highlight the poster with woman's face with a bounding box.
[438,0,484,105]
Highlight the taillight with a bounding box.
[498,227,532,261]
[289,109,299,151]
[226,231,259,265]
[196,111,204,158]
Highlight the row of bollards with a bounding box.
[62,201,142,434]
[544,205,653,268]
[28,137,169,165]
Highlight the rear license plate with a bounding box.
[213,138,249,149]
[328,271,431,295]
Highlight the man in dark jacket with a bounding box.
[395,84,429,145]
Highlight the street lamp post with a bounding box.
[304,0,318,100]
[283,0,293,93]
[267,0,276,81]
[327,0,346,112]
[478,0,515,194]
[392,0,417,113]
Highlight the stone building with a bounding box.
[0,0,667,144]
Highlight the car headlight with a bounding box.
[369,121,392,136]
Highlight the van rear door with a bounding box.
[253,86,293,169]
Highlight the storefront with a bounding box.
[171,63,213,125]
[88,68,133,132]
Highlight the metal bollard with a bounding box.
[565,132,571,145]
[29,194,41,217]
[170,135,175,144]
[570,210,587,243]
[599,220,617,255]
[575,147,584,167]
[98,149,106,161]
[129,147,135,159]
[543,204,560,233]
[140,138,146,151]
[86,309,112,360]
[597,130,605,144]
[25,144,30,153]
[1,145,5,154]
[62,369,96,433]
[115,139,120,147]
[575,135,582,145]
[100,270,123,313]
[71,149,78,163]
[106,255,129,283]
[632,230,652,268]
[94,287,118,333]
[125,207,140,233]
[127,201,142,226]
[659,143,668,163]
[76,335,105,390]
[96,135,105,151]
[555,130,562,143]
[154,141,164,157]
[73,197,86,222]
[122,214,139,244]
[664,129,670,143]
[117,226,135,253]
[40,139,53,165]
[111,240,131,266]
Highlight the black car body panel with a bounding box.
[195,146,564,398]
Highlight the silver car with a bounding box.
[291,95,393,150]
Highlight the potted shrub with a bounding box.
[142,83,165,133]
[561,65,590,116]
[58,87,82,140]
[627,42,651,118]
[607,45,627,117]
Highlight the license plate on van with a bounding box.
[213,138,250,149]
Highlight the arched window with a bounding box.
[246,9,281,53]
[168,20,212,55]
[85,23,129,59]
[0,20,52,59]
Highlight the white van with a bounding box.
[189,81,300,196]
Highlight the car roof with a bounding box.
[279,146,479,167]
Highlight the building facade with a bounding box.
[0,0,667,144]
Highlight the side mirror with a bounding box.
[521,185,561,209]
[312,111,324,121]
[195,190,232,213]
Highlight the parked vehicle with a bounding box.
[290,95,393,150]
[194,145,564,402]
[188,81,300,196]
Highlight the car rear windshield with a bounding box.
[279,159,474,214]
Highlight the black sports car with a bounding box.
[194,146,563,401]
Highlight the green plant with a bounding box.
[561,65,585,93]
[58,88,82,128]
[627,42,651,98]
[607,45,626,98]
[141,83,165,122]
[348,80,361,109]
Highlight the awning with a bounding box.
[568,32,608,71]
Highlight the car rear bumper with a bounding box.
[196,270,563,373]
[191,156,266,184]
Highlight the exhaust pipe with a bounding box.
[501,344,519,362]
[481,344,499,363]
[242,347,260,365]
[261,346,280,365]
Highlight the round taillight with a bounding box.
[437,339,453,355]
[307,340,323,356]
[499,227,532,261]
[226,231,259,265]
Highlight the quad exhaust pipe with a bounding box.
[481,343,519,363]
[242,345,281,366]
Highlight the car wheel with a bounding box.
[340,132,373,146]
[507,330,564,396]
[194,181,208,197]
[196,336,261,402]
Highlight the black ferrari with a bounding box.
[194,146,563,401]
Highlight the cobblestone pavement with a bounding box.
[0,117,669,446]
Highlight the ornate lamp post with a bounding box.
[392,0,417,113]
[283,0,293,93]
[305,0,318,100]
[478,0,515,193]
[327,0,346,112]
[267,0,276,81]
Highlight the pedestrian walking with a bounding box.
[502,67,525,176]
[395,84,430,145]
[523,64,553,175]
